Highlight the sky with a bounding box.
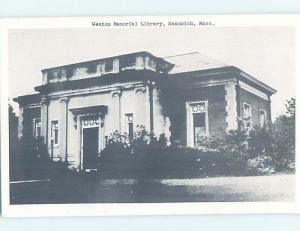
[8,26,295,119]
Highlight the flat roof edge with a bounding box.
[170,66,277,95]
[41,51,172,73]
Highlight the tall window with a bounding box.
[259,109,266,128]
[99,63,105,73]
[113,59,119,72]
[243,103,252,128]
[33,118,41,138]
[105,60,113,72]
[51,120,59,145]
[149,59,156,69]
[124,56,136,67]
[125,113,134,140]
[190,102,208,146]
[243,103,251,118]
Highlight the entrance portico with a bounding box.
[70,105,108,170]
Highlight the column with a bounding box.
[267,95,272,131]
[17,107,23,140]
[144,85,151,132]
[111,89,122,132]
[40,97,49,145]
[225,82,238,131]
[135,86,146,128]
[60,97,69,162]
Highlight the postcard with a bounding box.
[1,14,299,216]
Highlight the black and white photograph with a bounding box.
[1,15,299,216]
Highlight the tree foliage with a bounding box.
[285,97,295,119]
[271,98,295,171]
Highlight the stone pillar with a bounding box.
[76,115,82,170]
[144,85,151,132]
[111,89,122,132]
[225,82,238,131]
[146,81,155,133]
[40,97,49,145]
[135,86,146,128]
[152,87,165,136]
[60,97,69,162]
[267,95,272,131]
[17,107,24,140]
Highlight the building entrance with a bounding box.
[82,117,100,170]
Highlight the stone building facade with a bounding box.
[14,51,276,170]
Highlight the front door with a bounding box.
[82,127,99,169]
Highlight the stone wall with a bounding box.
[239,88,270,127]
[163,85,227,146]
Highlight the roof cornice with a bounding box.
[169,66,276,95]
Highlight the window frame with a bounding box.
[242,103,252,128]
[104,60,114,72]
[243,103,252,117]
[259,109,267,128]
[125,113,134,140]
[112,59,119,72]
[33,118,42,139]
[186,100,209,147]
[51,120,59,147]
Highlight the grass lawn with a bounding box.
[10,173,295,204]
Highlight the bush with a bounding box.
[271,115,295,171]
[100,125,152,178]
[99,123,294,179]
[247,156,275,175]
[217,126,277,176]
[195,135,220,152]
[9,136,75,181]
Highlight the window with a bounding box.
[190,102,208,147]
[136,57,144,68]
[125,113,134,140]
[243,103,251,118]
[259,110,267,127]
[99,63,105,73]
[243,103,252,128]
[145,56,150,67]
[124,56,136,67]
[105,60,113,72]
[113,59,119,72]
[51,120,59,145]
[149,59,156,69]
[33,118,41,138]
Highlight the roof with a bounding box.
[166,65,276,95]
[165,52,228,74]
[41,51,173,73]
[165,52,276,95]
[13,93,41,107]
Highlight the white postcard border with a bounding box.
[1,14,300,217]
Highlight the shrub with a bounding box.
[9,136,74,180]
[248,127,273,158]
[271,115,295,171]
[99,124,293,178]
[247,155,275,176]
[195,135,220,152]
[219,126,276,176]
[99,125,153,178]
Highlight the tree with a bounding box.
[9,104,19,151]
[286,98,295,119]
[271,98,295,171]
[9,104,20,180]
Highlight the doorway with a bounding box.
[82,127,99,170]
